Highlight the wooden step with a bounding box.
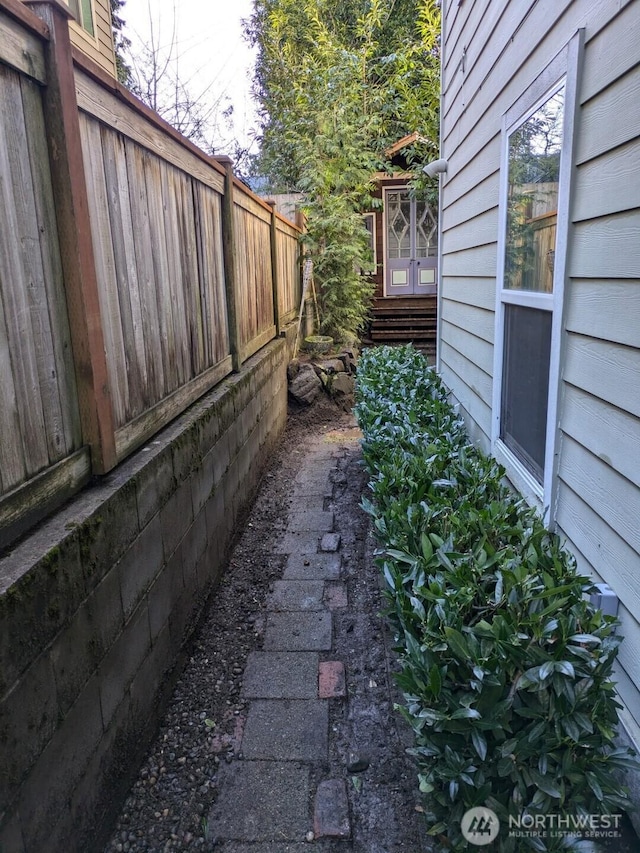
[372,317,435,329]
[370,329,436,341]
[372,296,436,308]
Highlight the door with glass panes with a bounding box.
[384,188,437,295]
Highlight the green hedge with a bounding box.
[355,345,635,852]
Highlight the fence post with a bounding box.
[295,209,307,326]
[23,0,117,473]
[267,201,281,337]
[219,157,242,371]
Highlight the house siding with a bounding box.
[439,0,640,747]
[68,0,116,77]
[46,0,117,77]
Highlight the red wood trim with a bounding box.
[1,0,50,38]
[69,47,304,231]
[26,0,117,473]
[71,45,229,181]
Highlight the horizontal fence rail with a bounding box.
[0,0,302,551]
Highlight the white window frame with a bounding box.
[67,0,97,39]
[491,31,583,526]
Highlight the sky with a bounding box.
[121,0,260,155]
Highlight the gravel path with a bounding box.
[103,399,428,853]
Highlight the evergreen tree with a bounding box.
[110,0,132,86]
[245,0,441,342]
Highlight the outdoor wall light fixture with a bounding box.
[423,158,449,178]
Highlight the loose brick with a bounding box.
[314,779,351,838]
[318,661,346,699]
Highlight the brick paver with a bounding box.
[314,779,351,838]
[241,699,328,761]
[242,652,319,699]
[318,661,347,699]
[263,612,332,651]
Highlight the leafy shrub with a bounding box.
[355,345,636,852]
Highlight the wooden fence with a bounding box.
[0,0,302,550]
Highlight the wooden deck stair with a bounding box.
[363,295,437,356]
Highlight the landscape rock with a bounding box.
[338,348,359,374]
[289,364,322,405]
[329,372,356,411]
[313,358,346,376]
[287,359,301,381]
[347,751,371,773]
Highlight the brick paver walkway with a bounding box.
[208,435,350,848]
[206,422,429,853]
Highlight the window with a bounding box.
[501,85,563,483]
[492,33,582,520]
[68,0,95,37]
[361,213,377,275]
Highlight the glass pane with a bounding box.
[387,191,411,259]
[504,87,564,292]
[391,270,408,286]
[415,200,438,258]
[81,0,95,36]
[501,305,552,482]
[361,214,375,274]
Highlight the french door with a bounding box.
[384,188,437,296]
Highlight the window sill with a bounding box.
[493,439,546,517]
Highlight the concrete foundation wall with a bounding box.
[0,340,288,853]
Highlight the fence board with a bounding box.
[161,160,190,387]
[113,357,233,460]
[276,225,301,321]
[175,169,205,376]
[79,114,129,427]
[1,7,301,543]
[21,74,80,458]
[0,287,25,493]
[101,128,147,418]
[78,103,238,446]
[194,183,229,366]
[0,67,49,482]
[143,152,177,395]
[124,140,165,401]
[233,202,275,352]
